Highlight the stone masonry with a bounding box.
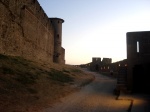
[126,31,150,93]
[0,0,65,64]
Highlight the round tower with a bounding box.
[50,18,64,63]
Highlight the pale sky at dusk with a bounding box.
[37,0,150,65]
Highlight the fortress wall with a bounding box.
[22,6,54,62]
[0,0,55,63]
[0,0,23,56]
[102,58,112,64]
[60,47,65,64]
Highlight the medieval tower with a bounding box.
[0,0,65,64]
[50,18,65,64]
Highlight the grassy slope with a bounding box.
[0,54,94,112]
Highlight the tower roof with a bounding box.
[50,17,64,23]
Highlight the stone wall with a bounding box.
[60,47,65,64]
[51,18,64,63]
[80,57,127,76]
[126,31,150,92]
[0,0,65,64]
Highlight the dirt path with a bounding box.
[42,69,131,112]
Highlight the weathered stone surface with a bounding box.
[0,0,65,64]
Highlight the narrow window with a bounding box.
[57,34,59,38]
[137,41,139,53]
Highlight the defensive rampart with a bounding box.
[0,0,65,64]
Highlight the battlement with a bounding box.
[92,57,101,62]
[102,58,112,64]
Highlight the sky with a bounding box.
[37,0,150,65]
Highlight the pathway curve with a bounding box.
[43,69,131,112]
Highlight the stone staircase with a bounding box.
[116,67,128,93]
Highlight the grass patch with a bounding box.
[70,68,82,73]
[48,69,74,83]
[62,69,70,73]
[1,66,15,74]
[15,73,36,85]
[0,54,9,59]
[0,54,42,85]
[27,88,38,94]
[0,54,94,111]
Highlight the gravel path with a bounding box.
[43,69,131,112]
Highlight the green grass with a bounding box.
[0,54,74,85]
[1,66,15,74]
[27,87,38,94]
[0,54,94,111]
[48,69,73,83]
[0,54,41,85]
[70,68,82,73]
[62,69,70,73]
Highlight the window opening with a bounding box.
[137,41,139,53]
[57,34,59,38]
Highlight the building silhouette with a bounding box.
[79,31,150,94]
